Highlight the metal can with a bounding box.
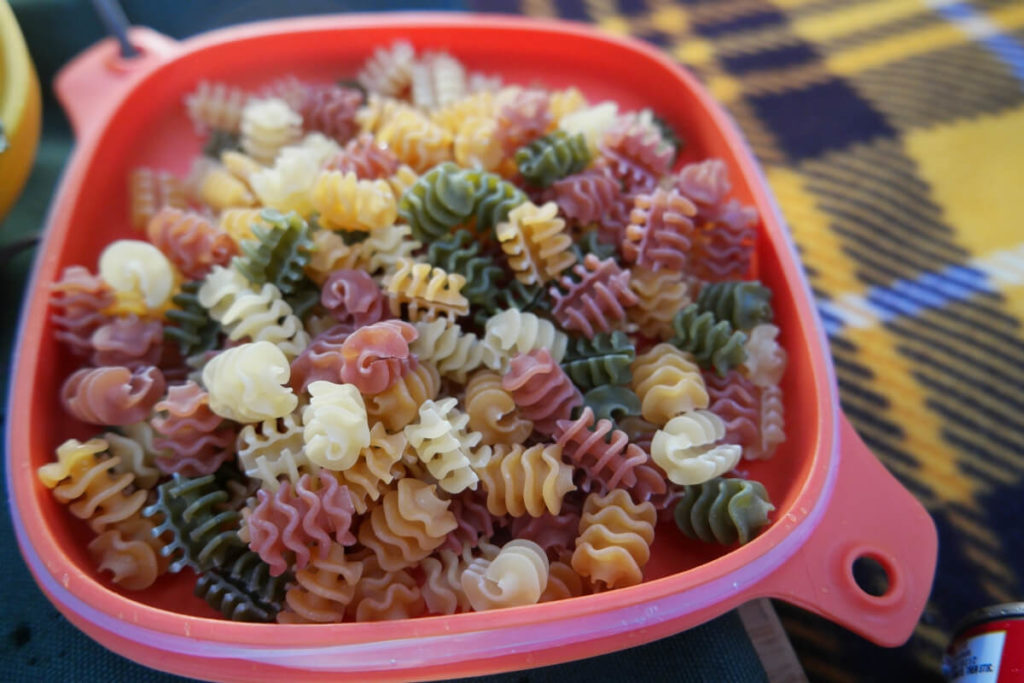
[944,603,1024,682]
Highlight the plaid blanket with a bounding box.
[464,0,1024,680]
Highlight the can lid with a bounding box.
[953,603,1024,635]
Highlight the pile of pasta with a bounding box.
[41,42,787,623]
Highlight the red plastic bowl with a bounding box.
[7,14,937,681]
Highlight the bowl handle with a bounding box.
[756,414,937,646]
[54,27,178,141]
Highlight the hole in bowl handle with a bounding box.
[54,27,178,141]
[755,414,937,647]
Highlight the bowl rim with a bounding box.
[6,9,839,668]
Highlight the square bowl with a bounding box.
[7,13,937,681]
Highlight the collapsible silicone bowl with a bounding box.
[7,14,938,681]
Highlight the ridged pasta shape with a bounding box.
[420,547,473,615]
[621,188,697,272]
[561,331,635,390]
[38,438,147,532]
[185,80,249,133]
[548,86,587,123]
[551,168,619,226]
[454,115,503,171]
[220,150,265,187]
[325,133,400,178]
[375,108,453,173]
[628,266,692,341]
[357,41,416,98]
[364,360,441,432]
[462,539,549,611]
[397,162,476,242]
[201,341,298,422]
[674,477,774,545]
[335,422,408,514]
[503,348,583,436]
[305,229,362,284]
[61,365,166,426]
[237,410,319,491]
[198,266,310,359]
[357,223,422,276]
[742,323,787,388]
[357,478,457,571]
[404,397,489,494]
[599,113,673,193]
[696,280,774,332]
[129,168,187,231]
[194,550,288,623]
[651,410,742,486]
[690,201,758,283]
[465,168,528,232]
[98,239,176,312]
[165,280,221,358]
[482,309,569,368]
[320,269,389,328]
[384,257,469,322]
[704,370,760,454]
[349,552,425,621]
[515,130,591,187]
[670,303,748,376]
[248,145,322,216]
[245,471,356,576]
[558,101,619,154]
[87,515,167,591]
[550,254,638,339]
[103,428,163,490]
[231,209,316,307]
[464,369,533,445]
[302,381,372,471]
[474,443,575,517]
[151,380,237,476]
[89,314,163,368]
[554,407,647,495]
[310,170,398,232]
[411,319,501,383]
[411,51,468,110]
[507,501,582,561]
[50,265,114,357]
[339,319,417,394]
[496,201,575,285]
[758,384,786,461]
[218,208,269,246]
[540,560,587,602]
[580,385,643,424]
[630,343,709,425]
[426,230,505,310]
[240,98,302,164]
[572,489,656,589]
[143,473,246,572]
[186,158,255,210]
[277,543,363,623]
[442,489,499,553]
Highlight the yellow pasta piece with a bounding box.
[277,543,363,624]
[219,208,270,246]
[631,343,709,426]
[384,257,469,321]
[628,266,692,341]
[496,201,575,285]
[475,443,575,518]
[304,229,363,284]
[38,438,147,533]
[236,411,318,491]
[431,91,496,134]
[310,170,397,232]
[364,361,441,432]
[335,422,408,514]
[357,478,457,571]
[375,108,453,173]
[548,87,587,123]
[464,369,533,445]
[572,489,656,589]
[240,97,302,165]
[187,158,254,210]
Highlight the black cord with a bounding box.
[89,0,138,58]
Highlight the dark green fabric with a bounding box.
[0,2,768,682]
